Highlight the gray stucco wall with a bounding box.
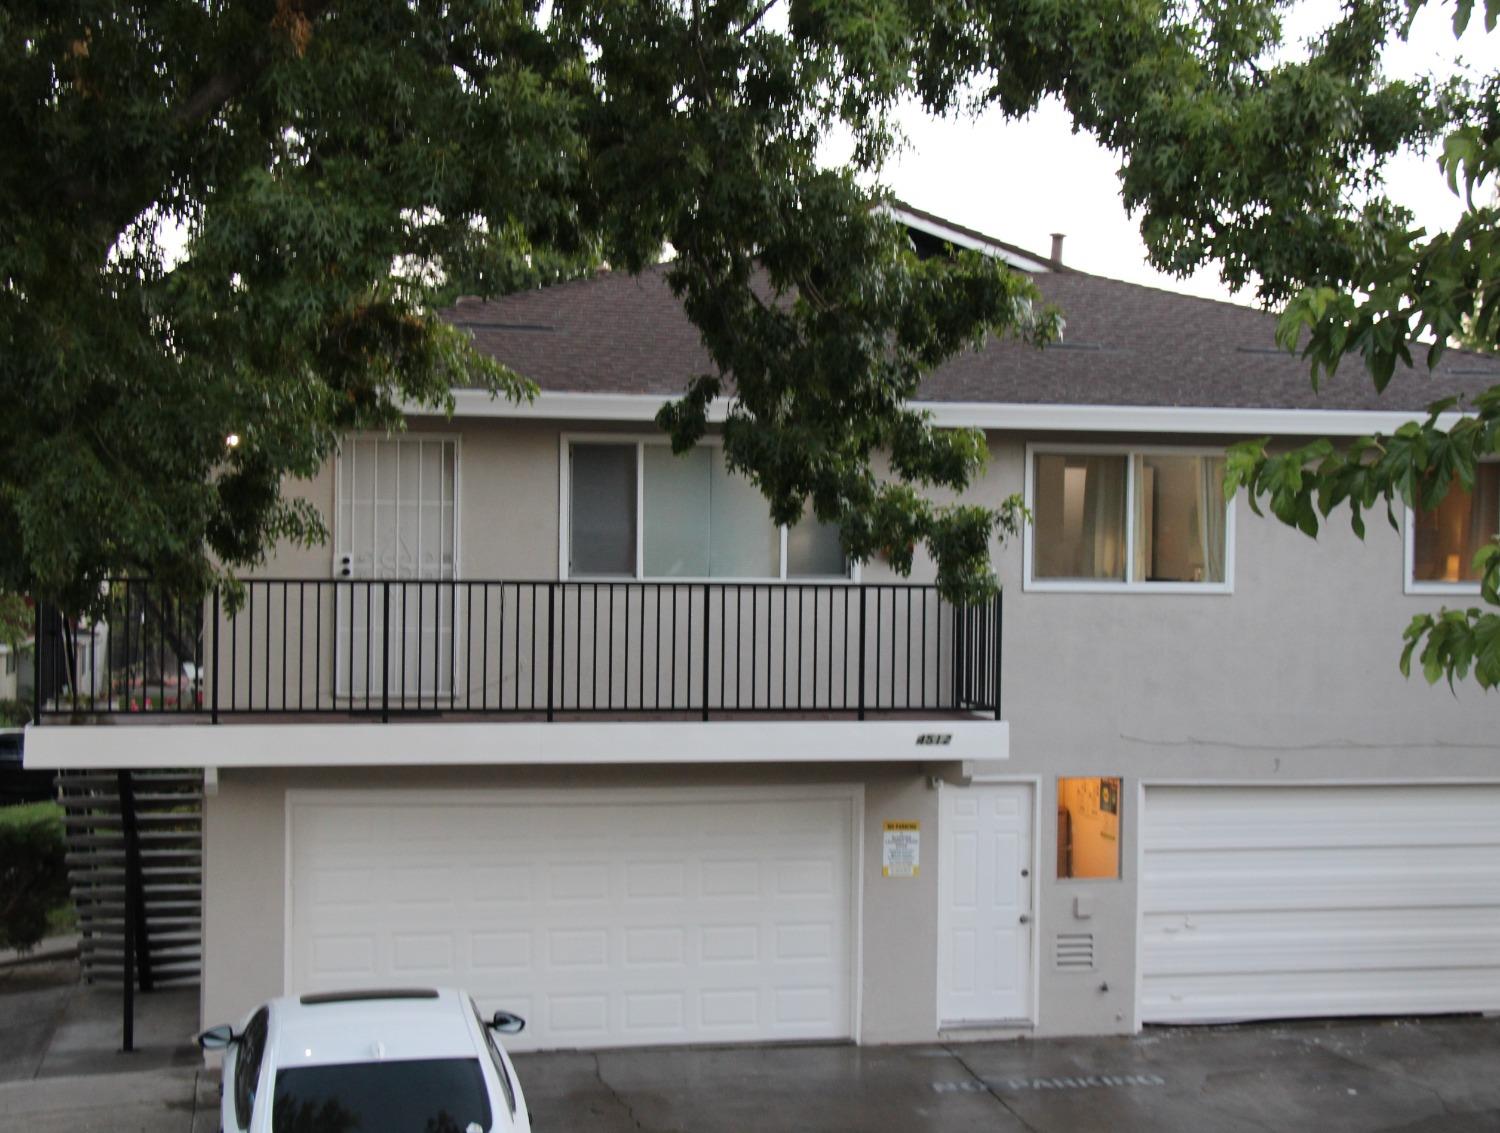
[219,417,1499,1043]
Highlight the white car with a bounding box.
[199,988,530,1133]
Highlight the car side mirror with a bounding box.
[198,1024,237,1051]
[489,1010,525,1035]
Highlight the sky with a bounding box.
[823,2,1500,307]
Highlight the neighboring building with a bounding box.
[24,205,1500,1051]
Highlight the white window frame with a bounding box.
[1023,442,1235,594]
[1403,459,1500,596]
[559,433,858,583]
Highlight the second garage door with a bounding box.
[287,788,859,1050]
[1141,784,1500,1024]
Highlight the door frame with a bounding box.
[936,776,1041,1029]
[283,783,867,1044]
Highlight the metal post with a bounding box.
[856,586,867,721]
[993,591,1003,721]
[381,585,393,726]
[32,601,42,725]
[545,584,555,723]
[700,586,710,722]
[119,770,152,993]
[211,587,221,724]
[953,602,966,711]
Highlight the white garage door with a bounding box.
[287,788,859,1050]
[1142,784,1500,1024]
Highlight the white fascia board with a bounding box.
[429,390,1456,438]
[876,204,1053,274]
[915,401,1464,437]
[412,391,732,423]
[23,719,1007,771]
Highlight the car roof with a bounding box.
[268,988,481,1068]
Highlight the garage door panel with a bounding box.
[289,790,856,1050]
[1143,967,1500,1021]
[1142,785,1500,1023]
[1146,872,1500,913]
[1144,914,1500,975]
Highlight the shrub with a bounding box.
[0,802,70,953]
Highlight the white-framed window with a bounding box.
[1405,463,1500,594]
[1024,444,1233,593]
[560,435,851,581]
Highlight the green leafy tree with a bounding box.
[2,0,1060,613]
[0,592,28,650]
[4,0,1498,667]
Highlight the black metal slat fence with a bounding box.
[35,580,1001,722]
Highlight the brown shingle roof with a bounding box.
[441,262,1500,413]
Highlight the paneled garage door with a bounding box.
[287,788,859,1051]
[1141,784,1500,1024]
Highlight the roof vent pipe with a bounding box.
[1050,233,1066,267]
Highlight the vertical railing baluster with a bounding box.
[546,583,556,722]
[381,582,391,723]
[31,601,41,723]
[313,584,322,712]
[857,585,867,721]
[781,588,788,710]
[810,587,819,710]
[700,585,710,721]
[952,599,964,711]
[262,583,270,711]
[993,590,1003,720]
[796,586,804,710]
[211,587,221,724]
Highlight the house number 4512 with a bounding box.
[915,734,953,746]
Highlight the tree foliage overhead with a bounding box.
[2,0,1061,612]
[3,0,1499,681]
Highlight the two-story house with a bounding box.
[25,204,1500,1051]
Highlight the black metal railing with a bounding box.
[35,580,1002,723]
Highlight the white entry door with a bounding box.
[334,436,458,699]
[938,783,1035,1025]
[287,788,859,1051]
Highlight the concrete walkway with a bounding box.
[0,954,212,1132]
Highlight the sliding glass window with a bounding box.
[1028,448,1230,590]
[568,440,848,581]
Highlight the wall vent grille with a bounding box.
[1055,932,1095,971]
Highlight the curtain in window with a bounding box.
[1413,465,1500,581]
[1198,457,1227,584]
[1082,456,1127,580]
[1467,465,1500,571]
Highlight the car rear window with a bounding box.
[271,1057,492,1133]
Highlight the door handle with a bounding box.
[1019,914,1031,925]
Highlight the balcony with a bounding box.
[32,580,1001,724]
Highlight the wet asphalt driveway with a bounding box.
[3,952,1499,1133]
[513,1016,1500,1132]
